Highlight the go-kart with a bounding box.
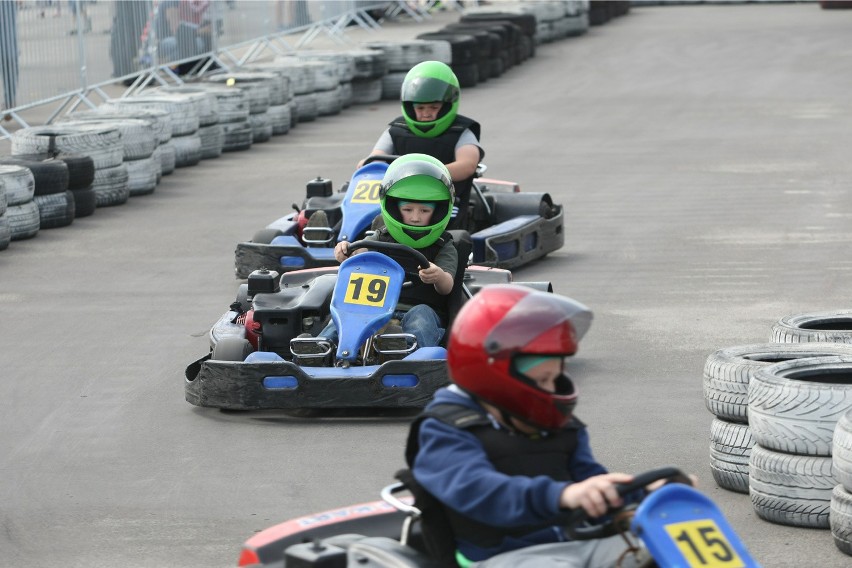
[233,155,564,279]
[187,236,551,410]
[236,468,759,568]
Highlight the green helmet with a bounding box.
[379,154,455,249]
[400,61,460,139]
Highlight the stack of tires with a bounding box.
[183,82,252,153]
[0,165,37,244]
[295,51,357,109]
[204,72,277,144]
[460,10,537,65]
[363,40,452,100]
[219,70,292,138]
[95,104,175,179]
[348,49,387,105]
[704,309,852,557]
[111,95,202,169]
[11,123,128,208]
[589,1,630,27]
[416,31,482,88]
[60,117,159,197]
[267,58,319,125]
[152,86,223,160]
[285,59,342,117]
[0,156,74,229]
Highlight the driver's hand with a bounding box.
[559,473,634,518]
[418,263,443,284]
[646,474,698,492]
[334,241,351,263]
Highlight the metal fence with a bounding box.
[0,0,446,138]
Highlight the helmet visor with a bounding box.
[401,77,459,104]
[484,292,592,358]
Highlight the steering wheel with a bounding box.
[562,467,693,540]
[347,239,430,282]
[363,154,400,166]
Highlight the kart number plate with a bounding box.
[344,274,390,307]
[351,181,381,204]
[664,519,745,568]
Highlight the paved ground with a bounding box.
[2,3,852,567]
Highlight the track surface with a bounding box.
[2,4,852,567]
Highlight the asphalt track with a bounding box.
[2,4,852,567]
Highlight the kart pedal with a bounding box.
[374,323,415,363]
[290,333,334,362]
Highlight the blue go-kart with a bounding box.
[187,237,547,411]
[233,155,565,279]
[236,468,760,567]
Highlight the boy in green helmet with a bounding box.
[316,154,459,350]
[357,61,483,231]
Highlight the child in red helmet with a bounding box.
[405,285,693,567]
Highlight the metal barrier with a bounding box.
[0,0,446,139]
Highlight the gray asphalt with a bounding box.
[2,4,852,567]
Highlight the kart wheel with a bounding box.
[709,418,753,494]
[831,485,852,556]
[212,338,253,362]
[749,443,834,528]
[252,228,284,245]
[703,343,852,423]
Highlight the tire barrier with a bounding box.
[0,4,623,253]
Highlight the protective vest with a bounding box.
[404,403,583,549]
[387,115,481,225]
[374,228,453,323]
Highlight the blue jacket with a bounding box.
[412,385,611,561]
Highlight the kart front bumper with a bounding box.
[184,356,449,410]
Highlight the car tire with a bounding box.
[709,418,753,494]
[703,343,852,423]
[212,337,253,362]
[126,156,159,196]
[772,310,852,344]
[93,163,130,207]
[0,157,68,196]
[0,165,35,206]
[34,190,75,229]
[748,355,852,456]
[831,485,852,556]
[749,443,833,528]
[7,200,40,240]
[12,124,124,169]
[71,186,97,218]
[0,214,11,251]
[835,409,852,493]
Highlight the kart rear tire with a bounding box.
[772,310,852,344]
[831,485,852,556]
[212,338,253,362]
[252,228,284,244]
[749,443,833,528]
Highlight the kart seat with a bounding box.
[347,537,440,568]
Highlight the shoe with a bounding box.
[303,210,332,245]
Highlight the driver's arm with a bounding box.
[445,143,481,181]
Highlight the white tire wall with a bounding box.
[709,418,754,494]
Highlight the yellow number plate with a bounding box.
[350,181,381,204]
[664,519,744,568]
[344,274,390,307]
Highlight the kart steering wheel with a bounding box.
[347,239,430,281]
[363,154,400,165]
[562,467,694,540]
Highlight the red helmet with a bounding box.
[447,285,592,431]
